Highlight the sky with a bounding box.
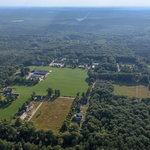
[0,0,150,7]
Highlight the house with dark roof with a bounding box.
[34,69,50,76]
[3,88,13,96]
[3,88,20,99]
[30,74,44,80]
[75,113,83,121]
[34,95,43,101]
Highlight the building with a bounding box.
[75,113,83,121]
[34,70,49,76]
[3,88,20,99]
[30,74,44,80]
[78,65,85,69]
[30,69,50,81]
[3,88,13,96]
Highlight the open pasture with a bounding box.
[114,84,150,98]
[0,67,88,119]
[31,97,74,132]
[29,66,88,97]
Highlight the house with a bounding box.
[50,60,64,67]
[91,63,99,69]
[3,88,20,99]
[30,74,44,80]
[3,88,13,96]
[33,69,50,76]
[34,95,43,101]
[78,65,85,69]
[29,69,50,82]
[93,63,99,66]
[75,113,83,121]
[91,65,95,69]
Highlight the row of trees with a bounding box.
[60,93,80,132]
[0,118,84,150]
[47,88,60,100]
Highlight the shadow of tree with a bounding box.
[0,102,11,109]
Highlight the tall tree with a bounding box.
[47,88,53,97]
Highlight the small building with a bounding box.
[29,69,50,81]
[3,88,13,96]
[93,63,99,66]
[30,74,44,80]
[91,65,95,69]
[33,69,50,76]
[34,95,43,101]
[78,65,85,69]
[75,113,83,121]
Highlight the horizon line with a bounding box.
[0,6,150,8]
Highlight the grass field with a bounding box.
[31,98,74,132]
[114,84,150,98]
[0,67,88,119]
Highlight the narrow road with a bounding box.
[28,96,48,121]
[59,96,74,99]
[28,101,43,121]
[80,81,96,128]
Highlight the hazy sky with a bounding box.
[0,0,150,7]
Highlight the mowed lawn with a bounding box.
[31,98,74,132]
[114,84,150,98]
[0,67,88,119]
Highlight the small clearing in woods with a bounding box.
[114,84,150,98]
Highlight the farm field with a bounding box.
[31,97,74,132]
[0,67,88,119]
[114,84,150,98]
[29,66,88,97]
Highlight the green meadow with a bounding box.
[114,84,150,98]
[31,98,74,133]
[0,67,88,119]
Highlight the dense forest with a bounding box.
[1,7,150,149]
[1,8,150,88]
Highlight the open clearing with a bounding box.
[31,97,74,133]
[0,67,88,119]
[114,84,150,98]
